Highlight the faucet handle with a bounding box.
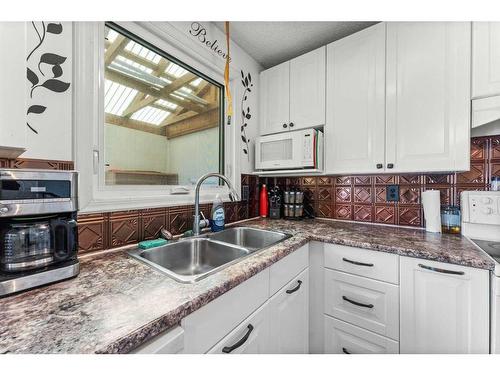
[199,211,210,230]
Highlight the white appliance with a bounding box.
[461,190,500,353]
[255,129,324,171]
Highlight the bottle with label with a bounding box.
[259,184,269,218]
[210,194,225,232]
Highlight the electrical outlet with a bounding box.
[386,185,400,202]
[242,185,250,201]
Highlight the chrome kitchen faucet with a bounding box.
[193,173,240,236]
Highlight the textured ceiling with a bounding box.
[214,21,378,69]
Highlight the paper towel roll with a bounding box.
[422,190,441,233]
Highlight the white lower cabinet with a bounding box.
[324,269,399,340]
[135,243,491,355]
[208,302,270,354]
[325,315,399,354]
[268,268,309,353]
[400,257,490,354]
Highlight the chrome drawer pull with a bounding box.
[342,347,351,354]
[342,295,374,309]
[342,257,374,267]
[418,263,465,275]
[286,280,302,294]
[222,324,254,353]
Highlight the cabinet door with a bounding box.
[268,268,309,353]
[400,257,489,354]
[260,61,290,135]
[325,23,386,174]
[472,22,500,98]
[207,302,270,354]
[0,22,27,157]
[289,47,325,131]
[386,22,471,173]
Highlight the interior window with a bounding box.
[103,23,223,186]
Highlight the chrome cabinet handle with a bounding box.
[418,263,465,275]
[342,257,374,267]
[342,347,351,354]
[342,295,374,309]
[222,324,254,353]
[286,280,302,294]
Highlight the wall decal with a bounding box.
[188,22,232,63]
[240,70,253,159]
[26,21,70,134]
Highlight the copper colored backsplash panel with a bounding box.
[257,135,499,228]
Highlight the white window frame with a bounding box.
[73,22,240,213]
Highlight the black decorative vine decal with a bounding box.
[240,70,253,160]
[26,21,70,134]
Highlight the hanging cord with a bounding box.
[224,21,233,125]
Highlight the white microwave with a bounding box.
[255,129,324,171]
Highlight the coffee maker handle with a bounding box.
[52,219,77,261]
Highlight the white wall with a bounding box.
[24,22,73,161]
[104,124,168,173]
[167,127,219,185]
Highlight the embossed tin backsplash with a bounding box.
[256,135,499,227]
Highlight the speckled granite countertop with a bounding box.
[0,218,493,354]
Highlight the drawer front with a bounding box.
[269,243,309,296]
[324,315,399,354]
[324,269,399,340]
[324,244,399,284]
[208,302,270,354]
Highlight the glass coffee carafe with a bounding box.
[1,222,54,272]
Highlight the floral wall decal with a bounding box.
[26,21,70,134]
[240,70,253,160]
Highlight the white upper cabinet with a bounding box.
[259,47,325,136]
[0,22,27,158]
[290,47,326,131]
[325,23,386,174]
[385,22,471,173]
[400,257,489,354]
[472,22,500,99]
[260,61,290,135]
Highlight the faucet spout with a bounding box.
[193,173,240,236]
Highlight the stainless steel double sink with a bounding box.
[128,227,292,283]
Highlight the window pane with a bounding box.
[104,25,222,186]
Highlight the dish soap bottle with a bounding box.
[210,194,225,232]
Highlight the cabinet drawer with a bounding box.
[324,269,399,340]
[269,243,309,296]
[207,302,270,354]
[324,244,399,284]
[324,315,399,354]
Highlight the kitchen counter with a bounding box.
[0,218,493,354]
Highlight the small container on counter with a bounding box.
[441,205,461,234]
[492,176,500,191]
